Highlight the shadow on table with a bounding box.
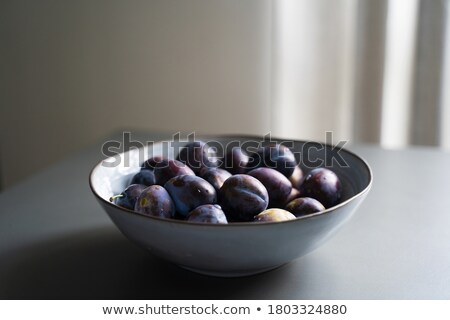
[0,227,319,299]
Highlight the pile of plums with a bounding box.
[110,141,342,224]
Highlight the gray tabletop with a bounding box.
[1,131,450,299]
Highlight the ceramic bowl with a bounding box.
[89,135,372,277]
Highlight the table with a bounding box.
[1,131,449,299]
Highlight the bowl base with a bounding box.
[178,264,285,278]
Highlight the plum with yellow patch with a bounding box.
[254,208,296,222]
[134,185,175,218]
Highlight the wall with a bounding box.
[0,0,272,189]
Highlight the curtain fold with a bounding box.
[411,0,447,146]
[271,0,450,149]
[271,0,358,143]
[353,0,387,144]
[441,0,450,149]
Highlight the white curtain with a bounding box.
[271,0,450,149]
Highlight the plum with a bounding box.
[131,169,156,186]
[254,208,296,222]
[153,159,195,186]
[221,147,249,174]
[285,197,325,217]
[218,174,269,222]
[187,204,228,224]
[289,165,304,189]
[110,184,146,210]
[299,168,342,208]
[164,175,217,217]
[177,141,218,174]
[141,156,165,170]
[199,167,232,193]
[246,143,297,177]
[134,185,175,218]
[247,167,292,208]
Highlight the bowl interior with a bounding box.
[91,136,371,213]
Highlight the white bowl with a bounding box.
[89,135,372,277]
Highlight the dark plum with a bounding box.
[177,141,218,174]
[221,147,249,174]
[110,184,146,210]
[131,169,156,186]
[254,208,296,222]
[164,175,217,217]
[134,185,175,218]
[218,174,269,222]
[153,159,195,186]
[289,165,304,189]
[141,156,165,170]
[187,204,228,224]
[285,197,325,217]
[298,168,342,208]
[199,167,232,193]
[247,167,292,208]
[246,143,297,177]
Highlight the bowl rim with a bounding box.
[89,134,373,227]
